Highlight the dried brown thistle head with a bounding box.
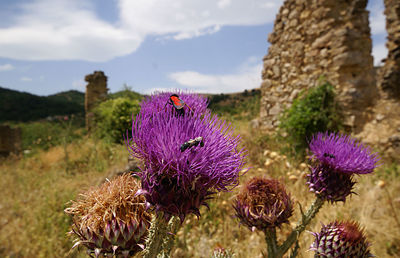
[65,174,151,257]
[234,177,293,230]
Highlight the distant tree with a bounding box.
[93,97,141,144]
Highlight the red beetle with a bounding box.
[169,94,185,110]
[165,94,193,115]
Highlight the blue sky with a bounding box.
[0,0,388,96]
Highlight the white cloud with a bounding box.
[369,1,386,35]
[119,0,281,41]
[218,0,232,9]
[367,0,388,65]
[0,63,15,71]
[20,76,33,82]
[172,25,221,40]
[372,42,388,66]
[0,0,141,62]
[143,87,178,95]
[168,57,262,93]
[0,0,282,61]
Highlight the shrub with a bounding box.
[279,81,341,154]
[12,116,83,151]
[93,97,140,143]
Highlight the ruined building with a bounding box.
[0,125,21,157]
[379,0,400,99]
[259,0,400,159]
[358,0,400,159]
[85,71,108,131]
[260,0,376,132]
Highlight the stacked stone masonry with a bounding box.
[379,0,400,98]
[259,0,400,159]
[260,0,376,132]
[358,0,400,160]
[85,71,108,131]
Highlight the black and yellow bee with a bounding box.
[181,137,204,152]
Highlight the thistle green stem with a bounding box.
[277,196,324,257]
[143,213,169,258]
[262,197,324,257]
[158,216,181,258]
[264,228,278,258]
[289,240,300,258]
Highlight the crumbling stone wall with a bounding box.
[259,0,376,132]
[0,125,21,157]
[85,71,108,131]
[357,0,400,160]
[379,0,400,98]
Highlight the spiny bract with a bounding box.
[65,174,151,257]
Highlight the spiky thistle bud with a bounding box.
[307,132,379,203]
[65,174,151,257]
[126,92,246,222]
[310,221,373,257]
[307,165,355,203]
[234,177,293,230]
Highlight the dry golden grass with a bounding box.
[0,137,129,257]
[171,124,400,258]
[0,121,399,258]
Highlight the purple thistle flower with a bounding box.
[126,110,246,222]
[310,221,373,257]
[306,132,379,203]
[309,132,379,175]
[139,90,209,117]
[307,165,355,203]
[233,177,293,230]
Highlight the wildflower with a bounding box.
[310,221,373,257]
[308,132,379,175]
[307,165,355,202]
[65,174,151,257]
[126,110,246,222]
[234,177,293,230]
[306,132,379,202]
[139,90,209,117]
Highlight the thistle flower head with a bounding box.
[65,174,151,257]
[310,220,373,257]
[309,132,379,175]
[126,108,246,222]
[139,90,209,117]
[233,177,293,230]
[307,165,355,203]
[307,132,380,202]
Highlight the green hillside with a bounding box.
[0,86,261,123]
[0,87,85,122]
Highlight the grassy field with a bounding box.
[0,95,399,257]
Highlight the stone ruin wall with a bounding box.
[85,71,108,131]
[259,0,400,159]
[379,0,400,99]
[260,0,376,132]
[0,125,21,157]
[358,0,400,159]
